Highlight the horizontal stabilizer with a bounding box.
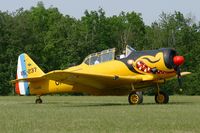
[11,76,44,83]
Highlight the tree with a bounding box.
[0,3,200,95]
[0,11,14,95]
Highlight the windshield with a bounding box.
[125,45,136,57]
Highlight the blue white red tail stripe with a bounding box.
[16,53,30,95]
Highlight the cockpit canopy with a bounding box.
[83,48,116,65]
[125,45,136,57]
[83,45,136,65]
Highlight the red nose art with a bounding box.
[173,56,185,66]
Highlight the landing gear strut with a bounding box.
[155,83,169,104]
[35,95,42,104]
[128,91,143,105]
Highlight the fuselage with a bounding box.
[29,48,178,96]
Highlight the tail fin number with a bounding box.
[21,67,37,76]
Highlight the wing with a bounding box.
[165,72,191,81]
[42,70,154,89]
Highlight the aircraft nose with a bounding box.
[162,49,177,69]
[173,56,185,66]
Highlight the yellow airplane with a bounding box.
[11,45,190,104]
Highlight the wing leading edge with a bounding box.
[42,70,151,89]
[11,69,191,90]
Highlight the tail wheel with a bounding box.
[128,92,143,105]
[35,98,42,104]
[155,91,169,104]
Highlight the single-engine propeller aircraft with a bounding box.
[11,45,190,104]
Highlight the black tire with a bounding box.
[35,98,42,104]
[155,91,169,104]
[128,91,143,105]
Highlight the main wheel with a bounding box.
[155,91,169,104]
[128,91,143,105]
[35,98,42,104]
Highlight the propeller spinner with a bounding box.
[173,56,185,66]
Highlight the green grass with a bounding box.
[0,96,200,133]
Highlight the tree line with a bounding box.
[0,2,199,95]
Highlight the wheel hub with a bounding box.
[130,94,139,103]
[157,94,165,103]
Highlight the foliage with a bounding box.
[0,3,199,95]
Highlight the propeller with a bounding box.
[176,66,182,87]
[173,56,185,88]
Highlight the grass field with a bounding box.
[0,96,200,133]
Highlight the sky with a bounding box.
[0,0,200,25]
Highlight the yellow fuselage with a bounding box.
[29,59,176,96]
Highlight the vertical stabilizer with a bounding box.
[15,53,44,95]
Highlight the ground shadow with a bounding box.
[66,101,196,107]
[22,101,194,107]
[63,103,129,107]
[167,101,194,105]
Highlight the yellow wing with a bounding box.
[11,69,191,90]
[165,72,191,81]
[42,70,154,89]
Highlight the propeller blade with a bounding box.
[176,66,182,88]
[177,75,182,88]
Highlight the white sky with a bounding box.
[0,0,200,25]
